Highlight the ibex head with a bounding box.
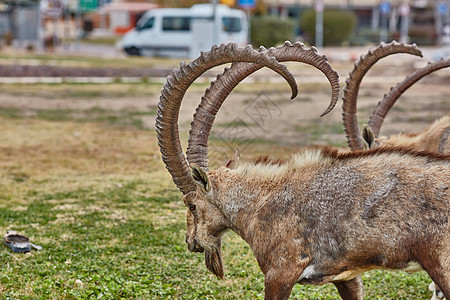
[155,42,340,278]
[183,170,227,278]
[184,153,238,278]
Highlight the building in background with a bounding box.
[0,0,449,52]
[0,1,39,48]
[95,2,159,35]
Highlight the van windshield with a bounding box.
[163,17,190,31]
[137,16,154,31]
[222,17,241,33]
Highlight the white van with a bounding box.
[119,4,248,58]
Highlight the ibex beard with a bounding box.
[183,146,450,299]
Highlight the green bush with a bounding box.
[349,27,380,46]
[250,15,295,48]
[300,9,357,46]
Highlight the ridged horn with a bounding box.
[368,58,450,137]
[342,41,423,150]
[156,43,298,195]
[186,41,340,171]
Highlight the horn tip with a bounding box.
[320,107,332,117]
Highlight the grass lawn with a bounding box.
[0,50,180,69]
[0,105,434,300]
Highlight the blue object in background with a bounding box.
[437,2,448,15]
[238,0,255,9]
[380,1,391,14]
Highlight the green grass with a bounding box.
[0,51,181,69]
[0,112,437,299]
[0,106,155,130]
[0,82,161,99]
[0,172,433,299]
[0,81,216,99]
[0,73,442,298]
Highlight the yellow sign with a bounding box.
[220,0,235,7]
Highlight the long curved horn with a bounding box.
[186,41,340,171]
[342,41,423,150]
[368,58,450,137]
[156,43,298,195]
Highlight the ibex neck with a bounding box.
[212,171,286,245]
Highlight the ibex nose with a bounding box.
[187,239,204,253]
[187,239,196,252]
[193,239,204,253]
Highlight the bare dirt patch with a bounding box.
[0,58,448,150]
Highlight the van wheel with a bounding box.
[125,47,141,56]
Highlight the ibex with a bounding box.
[362,115,450,154]
[342,41,450,299]
[156,42,450,299]
[342,41,450,154]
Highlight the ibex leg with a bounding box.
[264,271,296,300]
[433,278,449,299]
[333,275,364,300]
[431,278,449,299]
[421,257,450,299]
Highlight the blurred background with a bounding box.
[0,1,449,298]
[0,0,449,56]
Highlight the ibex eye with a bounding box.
[189,204,196,212]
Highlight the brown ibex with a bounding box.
[342,42,450,299]
[363,115,449,154]
[156,43,450,299]
[342,42,450,153]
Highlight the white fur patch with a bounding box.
[332,270,362,282]
[402,261,423,273]
[289,149,331,169]
[232,149,330,180]
[298,265,316,281]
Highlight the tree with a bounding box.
[300,9,357,46]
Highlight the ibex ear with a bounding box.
[361,124,376,150]
[225,149,240,169]
[190,164,210,193]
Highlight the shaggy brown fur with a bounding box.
[362,116,450,300]
[185,146,449,300]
